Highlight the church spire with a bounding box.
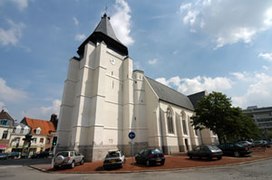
[77,13,128,57]
[93,13,121,43]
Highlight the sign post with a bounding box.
[128,131,136,161]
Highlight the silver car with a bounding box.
[52,151,84,169]
[103,150,125,170]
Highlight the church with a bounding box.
[56,14,218,162]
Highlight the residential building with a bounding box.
[57,14,217,162]
[0,110,15,153]
[8,123,30,155]
[21,117,56,155]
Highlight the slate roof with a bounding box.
[188,91,208,108]
[145,77,194,111]
[21,117,56,136]
[77,13,128,57]
[93,13,121,43]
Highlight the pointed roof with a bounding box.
[145,77,194,111]
[188,91,208,108]
[0,110,15,127]
[94,13,121,43]
[77,13,128,57]
[0,110,14,121]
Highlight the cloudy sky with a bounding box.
[1,0,272,121]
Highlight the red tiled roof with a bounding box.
[22,117,56,136]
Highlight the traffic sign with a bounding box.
[128,131,136,139]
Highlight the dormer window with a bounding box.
[15,125,22,134]
[35,127,41,135]
[0,119,8,126]
[23,126,30,134]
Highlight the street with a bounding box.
[0,158,272,180]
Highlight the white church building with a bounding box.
[56,14,218,162]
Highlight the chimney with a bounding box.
[50,114,58,129]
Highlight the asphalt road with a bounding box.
[0,158,272,180]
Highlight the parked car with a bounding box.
[187,145,223,160]
[0,153,9,160]
[237,140,254,148]
[254,140,271,148]
[103,150,125,170]
[52,151,84,169]
[8,152,20,159]
[217,143,252,157]
[135,148,165,166]
[31,151,52,159]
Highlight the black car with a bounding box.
[217,143,252,157]
[187,145,223,160]
[31,151,51,159]
[135,148,165,166]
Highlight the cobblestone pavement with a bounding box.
[31,147,272,174]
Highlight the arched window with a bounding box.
[167,107,174,134]
[181,111,188,135]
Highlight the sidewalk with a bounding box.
[31,148,272,174]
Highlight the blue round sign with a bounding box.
[128,132,136,139]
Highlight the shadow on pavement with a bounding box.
[0,158,52,166]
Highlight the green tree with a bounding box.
[191,92,260,143]
[226,107,260,141]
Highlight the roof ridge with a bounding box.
[145,76,187,96]
[94,13,121,43]
[25,117,49,121]
[145,76,194,110]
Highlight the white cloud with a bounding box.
[0,19,25,46]
[156,75,232,95]
[0,0,28,11]
[111,0,134,46]
[0,78,27,102]
[156,72,272,109]
[180,3,199,27]
[148,58,158,65]
[264,7,272,26]
[74,33,86,41]
[11,0,28,10]
[73,17,79,26]
[230,71,253,82]
[0,102,5,109]
[231,72,245,81]
[258,52,272,62]
[215,28,256,48]
[22,99,61,120]
[262,65,270,71]
[180,0,272,48]
[156,77,168,86]
[231,72,272,108]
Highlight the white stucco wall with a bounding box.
[57,33,216,160]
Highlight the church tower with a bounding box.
[56,13,216,161]
[57,14,135,161]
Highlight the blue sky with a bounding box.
[1,0,272,121]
